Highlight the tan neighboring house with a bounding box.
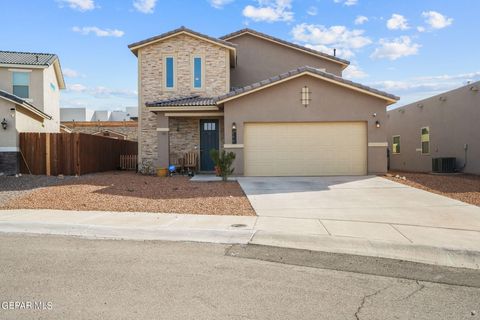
[387,81,480,175]
[129,27,399,176]
[0,51,65,175]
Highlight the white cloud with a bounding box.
[72,26,125,37]
[422,11,453,29]
[209,0,234,9]
[292,23,372,59]
[57,0,95,11]
[133,0,157,14]
[242,0,294,23]
[371,36,420,60]
[417,26,426,33]
[334,0,357,6]
[307,6,318,16]
[63,68,81,78]
[66,84,137,98]
[387,14,409,30]
[343,64,368,79]
[354,15,368,25]
[68,83,88,92]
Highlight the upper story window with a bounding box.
[193,56,203,89]
[13,71,30,98]
[164,56,175,89]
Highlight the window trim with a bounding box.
[163,54,176,90]
[392,135,401,154]
[421,126,430,155]
[191,55,205,90]
[12,71,31,99]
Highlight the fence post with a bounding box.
[74,133,80,176]
[45,133,51,176]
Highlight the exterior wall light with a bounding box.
[375,120,381,128]
[232,122,237,144]
[301,86,311,107]
[372,113,377,117]
[1,118,7,130]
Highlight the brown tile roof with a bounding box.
[220,28,350,67]
[146,95,216,107]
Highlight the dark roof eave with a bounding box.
[0,90,52,120]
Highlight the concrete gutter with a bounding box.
[0,209,479,270]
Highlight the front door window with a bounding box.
[200,120,219,171]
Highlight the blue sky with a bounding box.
[2,0,479,110]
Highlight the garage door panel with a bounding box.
[244,122,367,176]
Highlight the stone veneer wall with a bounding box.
[168,118,224,169]
[0,152,19,175]
[138,33,230,167]
[62,122,138,141]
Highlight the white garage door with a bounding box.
[244,122,367,176]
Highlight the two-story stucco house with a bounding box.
[0,51,65,175]
[129,27,399,176]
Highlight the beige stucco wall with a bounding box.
[223,75,390,175]
[0,67,44,107]
[137,33,230,168]
[228,33,345,88]
[387,82,480,174]
[42,64,61,132]
[0,100,17,148]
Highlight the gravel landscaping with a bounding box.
[0,171,255,216]
[385,172,480,206]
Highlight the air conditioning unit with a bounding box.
[432,157,456,173]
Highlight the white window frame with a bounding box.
[11,69,31,99]
[421,127,430,155]
[163,54,176,91]
[191,54,205,91]
[392,135,401,154]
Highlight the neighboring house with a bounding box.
[129,27,398,176]
[387,81,480,175]
[60,107,94,122]
[60,107,139,141]
[61,120,138,141]
[0,50,65,175]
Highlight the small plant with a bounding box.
[210,149,236,182]
[139,159,156,175]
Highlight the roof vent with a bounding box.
[333,48,337,57]
[35,55,39,62]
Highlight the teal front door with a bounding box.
[200,119,219,171]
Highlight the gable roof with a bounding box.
[220,28,350,69]
[146,95,216,108]
[0,50,66,90]
[0,90,52,120]
[0,50,57,66]
[215,66,399,105]
[128,26,237,64]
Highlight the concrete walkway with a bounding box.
[0,205,480,269]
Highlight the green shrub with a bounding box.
[210,149,236,182]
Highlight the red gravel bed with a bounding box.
[1,171,256,216]
[385,171,480,206]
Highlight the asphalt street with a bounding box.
[0,234,479,320]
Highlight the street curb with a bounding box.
[250,231,480,270]
[0,221,255,244]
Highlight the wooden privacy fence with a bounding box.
[19,132,138,176]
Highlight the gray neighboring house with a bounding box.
[0,50,65,175]
[129,27,399,176]
[387,81,480,174]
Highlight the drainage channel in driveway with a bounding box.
[225,244,480,288]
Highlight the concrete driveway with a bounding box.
[238,176,480,252]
